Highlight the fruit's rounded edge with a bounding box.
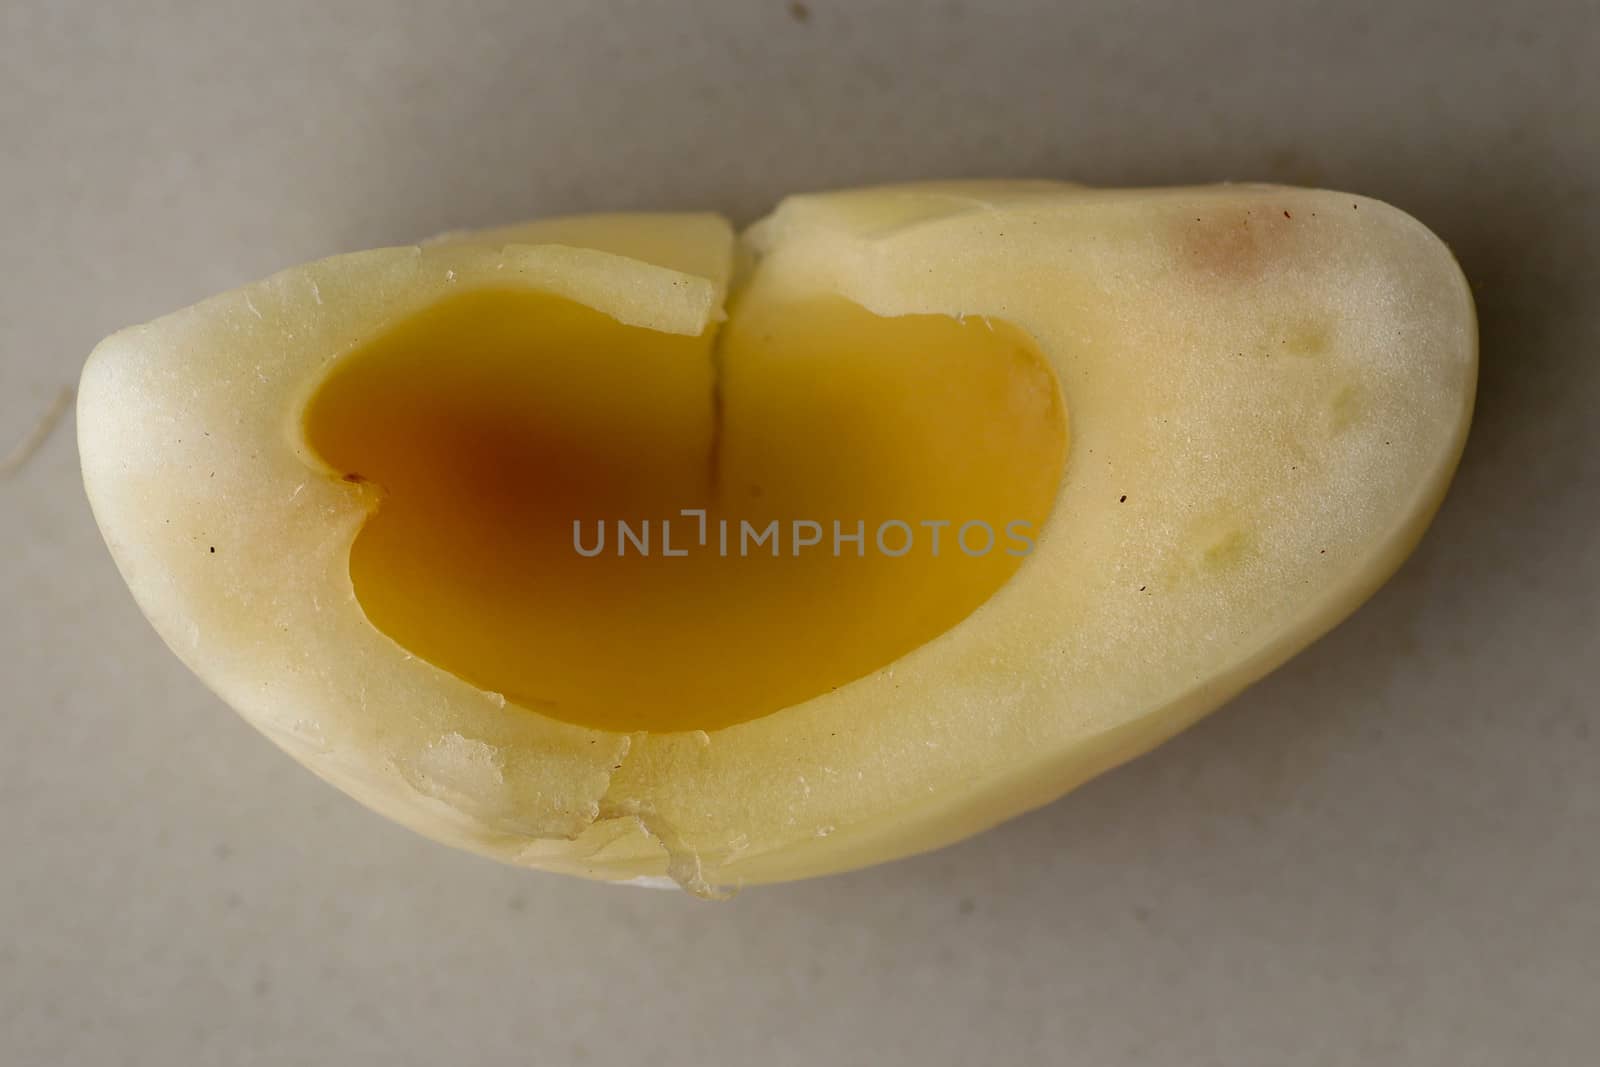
[1356,190,1480,491]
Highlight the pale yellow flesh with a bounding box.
[78,184,1475,893]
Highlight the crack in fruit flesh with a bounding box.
[302,288,1068,733]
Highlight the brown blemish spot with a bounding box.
[1326,384,1362,434]
[1278,316,1332,357]
[1200,526,1250,570]
[788,1,811,22]
[1176,206,1297,284]
[1163,512,1255,586]
[342,472,368,484]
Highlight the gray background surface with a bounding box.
[3,2,1597,1064]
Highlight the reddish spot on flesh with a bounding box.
[1177,205,1296,284]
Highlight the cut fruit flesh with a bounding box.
[79,183,1476,892]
